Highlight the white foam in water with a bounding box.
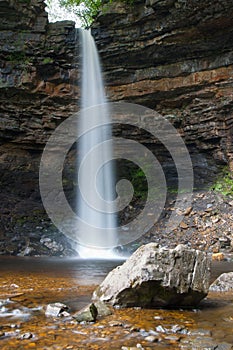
[0,307,30,318]
[77,246,122,260]
[76,29,118,259]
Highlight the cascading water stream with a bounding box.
[76,29,118,259]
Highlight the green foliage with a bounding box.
[6,52,27,63]
[130,167,147,199]
[42,57,54,64]
[56,0,133,27]
[212,167,233,198]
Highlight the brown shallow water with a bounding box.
[0,257,232,349]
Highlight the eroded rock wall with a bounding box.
[0,0,78,253]
[92,0,233,171]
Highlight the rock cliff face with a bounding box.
[0,0,232,255]
[92,0,233,171]
[0,0,78,254]
[0,0,78,148]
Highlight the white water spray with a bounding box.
[76,29,118,258]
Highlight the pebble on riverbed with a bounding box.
[18,332,33,340]
[45,303,70,317]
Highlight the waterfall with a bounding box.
[76,29,118,259]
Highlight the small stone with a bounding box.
[18,332,33,340]
[164,334,181,342]
[140,329,149,337]
[73,303,98,323]
[212,253,225,261]
[219,237,231,248]
[180,222,188,229]
[212,217,220,224]
[130,326,140,332]
[154,315,163,320]
[45,303,69,317]
[149,330,159,336]
[23,246,34,256]
[229,200,233,207]
[123,323,131,329]
[109,321,123,327]
[145,335,158,342]
[171,324,183,333]
[184,206,192,216]
[212,246,220,253]
[156,325,167,333]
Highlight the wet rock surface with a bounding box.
[209,272,233,292]
[45,302,70,317]
[93,243,211,308]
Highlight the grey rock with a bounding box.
[156,325,167,333]
[171,324,182,333]
[180,335,233,350]
[209,272,233,292]
[93,243,211,308]
[190,329,212,336]
[94,300,112,317]
[164,334,181,342]
[109,321,123,327]
[73,303,98,323]
[215,343,233,350]
[45,302,69,317]
[145,335,158,342]
[18,332,33,340]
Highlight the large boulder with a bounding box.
[93,243,211,308]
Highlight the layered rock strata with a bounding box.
[92,0,233,170]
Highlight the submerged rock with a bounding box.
[93,243,211,308]
[209,272,233,292]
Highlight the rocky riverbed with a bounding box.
[0,257,232,350]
